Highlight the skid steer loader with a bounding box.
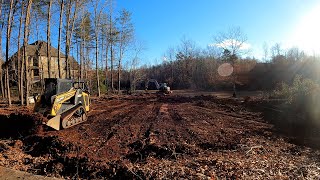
[34,78,90,130]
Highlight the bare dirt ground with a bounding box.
[0,93,320,179]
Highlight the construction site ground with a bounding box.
[0,91,319,179]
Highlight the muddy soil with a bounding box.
[0,94,319,179]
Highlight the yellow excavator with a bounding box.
[34,78,90,130]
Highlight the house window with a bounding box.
[34,69,39,76]
[33,57,39,66]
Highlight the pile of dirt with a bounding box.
[0,94,319,179]
[0,109,45,139]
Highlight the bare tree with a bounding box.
[116,9,134,94]
[5,0,15,106]
[129,39,145,92]
[214,26,248,97]
[17,0,25,102]
[65,0,72,78]
[100,12,110,91]
[47,0,52,78]
[93,0,107,97]
[65,0,81,78]
[177,36,199,60]
[0,0,5,98]
[205,45,220,59]
[214,27,248,57]
[164,46,175,84]
[271,43,282,58]
[175,37,200,88]
[286,47,305,62]
[262,42,269,62]
[108,0,115,91]
[24,0,33,106]
[57,0,64,78]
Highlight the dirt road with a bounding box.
[0,94,319,179]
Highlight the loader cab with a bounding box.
[44,78,90,94]
[73,81,90,94]
[42,78,74,105]
[44,78,73,94]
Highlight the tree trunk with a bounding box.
[76,39,79,79]
[0,68,4,98]
[118,59,121,94]
[118,46,122,94]
[68,0,78,78]
[105,39,109,90]
[5,65,10,105]
[85,44,89,80]
[17,1,24,101]
[20,53,25,106]
[24,0,33,106]
[5,0,14,106]
[109,13,114,92]
[95,33,100,97]
[0,0,4,98]
[232,57,237,98]
[110,43,114,91]
[80,40,84,79]
[94,3,101,97]
[65,0,71,78]
[57,0,64,78]
[4,68,7,98]
[47,0,52,78]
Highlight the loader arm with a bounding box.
[51,89,77,116]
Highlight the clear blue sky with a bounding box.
[113,0,320,64]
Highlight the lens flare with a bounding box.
[218,63,233,77]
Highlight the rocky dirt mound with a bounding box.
[0,94,320,179]
[0,109,45,139]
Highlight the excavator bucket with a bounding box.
[45,115,61,130]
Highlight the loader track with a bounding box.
[62,112,87,129]
[61,106,88,129]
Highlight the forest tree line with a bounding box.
[122,37,320,92]
[104,29,320,95]
[0,0,136,106]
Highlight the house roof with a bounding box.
[7,41,79,69]
[28,41,67,58]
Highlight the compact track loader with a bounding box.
[34,78,90,130]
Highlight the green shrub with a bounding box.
[100,83,108,94]
[272,75,320,126]
[273,75,319,104]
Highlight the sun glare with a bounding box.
[291,4,320,54]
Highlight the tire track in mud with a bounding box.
[190,103,266,131]
[168,104,216,145]
[88,101,133,119]
[123,102,187,163]
[192,102,261,120]
[191,103,272,138]
[39,99,157,162]
[165,103,250,152]
[81,100,157,160]
[102,100,163,162]
[133,102,204,157]
[79,98,164,161]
